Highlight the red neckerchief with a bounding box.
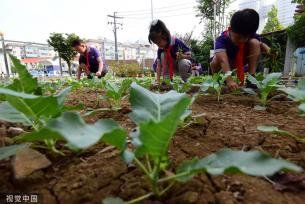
[84,47,90,75]
[163,37,175,80]
[224,28,245,85]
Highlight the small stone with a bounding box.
[12,148,51,179]
[8,127,25,136]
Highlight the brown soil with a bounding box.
[1,89,305,204]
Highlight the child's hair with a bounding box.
[71,39,84,47]
[230,9,259,36]
[148,19,171,45]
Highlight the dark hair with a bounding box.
[230,9,259,36]
[71,39,84,47]
[148,19,171,45]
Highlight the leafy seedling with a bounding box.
[201,71,232,102]
[102,83,302,204]
[279,79,305,114]
[245,73,283,110]
[102,78,133,109]
[258,126,305,144]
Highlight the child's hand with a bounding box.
[226,78,239,91]
[96,71,102,76]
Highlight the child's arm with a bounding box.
[77,65,82,80]
[260,42,271,55]
[96,57,104,76]
[215,52,239,90]
[215,52,231,73]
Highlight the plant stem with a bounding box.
[159,181,175,196]
[134,158,150,177]
[145,155,152,172]
[150,157,161,197]
[280,131,305,144]
[125,192,154,204]
[157,171,189,183]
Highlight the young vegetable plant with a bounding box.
[244,73,283,110]
[0,57,122,154]
[257,126,305,144]
[102,83,302,204]
[279,79,305,113]
[102,78,133,109]
[201,71,232,102]
[172,81,191,93]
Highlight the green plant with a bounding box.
[279,79,305,113]
[173,81,191,93]
[103,78,133,109]
[262,5,284,34]
[201,72,232,102]
[258,126,305,144]
[134,78,153,89]
[287,13,305,47]
[263,40,283,72]
[102,83,301,204]
[48,33,80,76]
[0,56,86,155]
[244,73,283,110]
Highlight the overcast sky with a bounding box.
[0,0,208,44]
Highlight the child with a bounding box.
[72,39,107,80]
[210,9,270,90]
[148,20,192,83]
[191,59,202,76]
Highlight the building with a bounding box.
[277,0,297,27]
[238,0,296,33]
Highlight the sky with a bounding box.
[0,0,228,44]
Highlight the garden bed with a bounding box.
[1,89,305,204]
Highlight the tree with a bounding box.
[193,36,214,69]
[287,12,305,47]
[174,31,195,47]
[262,6,284,34]
[47,33,80,76]
[196,0,232,37]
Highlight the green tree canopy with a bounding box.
[47,33,80,76]
[262,6,284,34]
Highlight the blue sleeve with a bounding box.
[157,49,162,60]
[175,38,190,53]
[215,35,226,53]
[91,48,100,58]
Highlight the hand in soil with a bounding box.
[226,79,239,91]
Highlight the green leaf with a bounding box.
[102,197,124,204]
[128,83,192,159]
[299,103,305,112]
[280,87,305,102]
[257,126,280,132]
[0,88,64,120]
[262,73,282,86]
[18,112,127,150]
[297,80,305,90]
[176,149,302,182]
[247,74,261,88]
[129,83,191,124]
[0,144,29,160]
[7,55,41,94]
[56,87,72,108]
[0,102,33,126]
[241,88,257,95]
